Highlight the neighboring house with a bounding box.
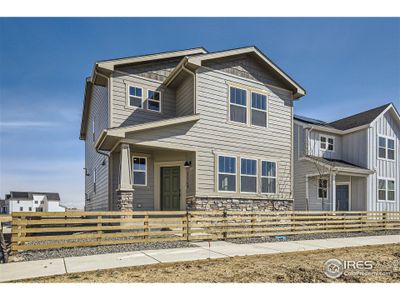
[80,46,306,211]
[293,103,400,211]
[0,199,8,214]
[5,191,66,213]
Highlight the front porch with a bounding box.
[110,143,196,211]
[304,157,374,211]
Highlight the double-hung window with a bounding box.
[229,87,247,124]
[133,157,147,186]
[378,136,395,160]
[240,158,257,193]
[129,86,143,108]
[318,178,328,199]
[218,155,236,192]
[261,161,277,193]
[251,92,267,127]
[320,135,334,151]
[93,168,97,194]
[378,179,395,201]
[147,90,161,112]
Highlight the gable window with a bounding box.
[147,90,161,112]
[93,168,97,194]
[240,158,257,193]
[129,86,143,108]
[261,161,277,194]
[318,179,328,199]
[251,92,267,127]
[320,135,334,151]
[133,157,147,186]
[218,155,236,192]
[92,117,95,142]
[378,136,395,160]
[378,179,395,201]
[229,87,247,124]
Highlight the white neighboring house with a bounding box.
[5,191,66,213]
[293,103,400,212]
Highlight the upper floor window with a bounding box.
[129,86,143,108]
[218,155,236,192]
[320,135,334,151]
[133,157,147,186]
[147,90,161,112]
[318,178,328,199]
[261,161,277,194]
[378,136,395,160]
[93,168,97,194]
[251,92,267,127]
[378,179,395,201]
[240,158,257,193]
[229,87,247,124]
[92,117,95,142]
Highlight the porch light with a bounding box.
[184,160,192,168]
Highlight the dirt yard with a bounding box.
[20,244,400,283]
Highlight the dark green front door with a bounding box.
[161,166,180,211]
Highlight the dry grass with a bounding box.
[19,244,400,283]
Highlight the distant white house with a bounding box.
[5,191,66,213]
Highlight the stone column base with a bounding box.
[116,190,134,211]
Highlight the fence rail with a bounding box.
[11,210,400,252]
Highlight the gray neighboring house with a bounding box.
[80,46,306,211]
[293,103,400,212]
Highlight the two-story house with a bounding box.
[80,46,306,211]
[294,103,400,212]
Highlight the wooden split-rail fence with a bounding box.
[10,210,400,252]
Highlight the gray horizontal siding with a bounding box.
[176,75,194,116]
[126,66,294,200]
[85,84,109,211]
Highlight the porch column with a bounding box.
[116,143,134,211]
[331,173,336,212]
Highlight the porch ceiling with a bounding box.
[305,156,374,176]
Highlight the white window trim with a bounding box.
[127,85,144,109]
[377,134,396,161]
[132,156,147,186]
[227,83,270,128]
[228,85,248,125]
[260,160,277,194]
[147,89,162,113]
[317,178,329,200]
[377,177,396,202]
[250,91,268,128]
[320,134,335,152]
[217,154,237,193]
[240,158,258,194]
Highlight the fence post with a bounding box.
[222,210,227,240]
[144,213,149,240]
[251,213,256,235]
[383,212,387,231]
[97,215,102,244]
[185,212,191,242]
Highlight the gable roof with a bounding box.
[80,47,208,140]
[328,103,393,130]
[295,103,400,133]
[184,46,306,99]
[8,191,61,201]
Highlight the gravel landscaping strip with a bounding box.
[12,241,197,262]
[227,230,400,244]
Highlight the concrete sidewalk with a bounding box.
[1,234,399,282]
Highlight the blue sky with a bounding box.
[0,18,399,208]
